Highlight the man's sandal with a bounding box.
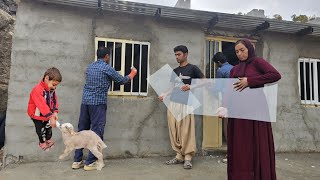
[165,158,184,165]
[183,160,192,169]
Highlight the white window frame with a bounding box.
[298,58,320,105]
[95,37,150,96]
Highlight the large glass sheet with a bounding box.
[148,64,201,121]
[191,78,278,122]
[149,64,279,122]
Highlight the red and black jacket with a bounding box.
[27,80,59,121]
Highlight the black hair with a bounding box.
[212,52,227,64]
[97,47,110,59]
[173,45,188,53]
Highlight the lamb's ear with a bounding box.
[66,126,75,135]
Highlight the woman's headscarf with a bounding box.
[234,39,257,77]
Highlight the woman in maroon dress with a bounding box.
[227,39,281,180]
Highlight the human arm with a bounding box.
[247,59,281,87]
[181,65,205,91]
[234,59,281,91]
[30,88,53,120]
[105,66,137,84]
[158,83,174,102]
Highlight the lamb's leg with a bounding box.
[59,147,73,160]
[90,147,104,170]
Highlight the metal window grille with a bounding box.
[95,37,150,96]
[298,58,320,105]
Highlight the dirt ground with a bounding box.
[0,153,319,180]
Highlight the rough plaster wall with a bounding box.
[5,1,206,162]
[94,12,205,157]
[5,0,93,163]
[262,33,320,152]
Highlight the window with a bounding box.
[205,37,239,78]
[95,37,150,96]
[205,40,220,78]
[298,58,320,105]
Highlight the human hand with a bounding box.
[216,107,228,118]
[128,67,137,80]
[158,93,167,102]
[233,77,248,91]
[49,116,57,127]
[180,84,191,91]
[53,112,58,121]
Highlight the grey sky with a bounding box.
[126,0,320,21]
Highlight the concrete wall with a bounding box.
[5,0,205,163]
[261,33,320,152]
[94,12,205,158]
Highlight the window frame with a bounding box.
[95,37,150,96]
[298,57,320,105]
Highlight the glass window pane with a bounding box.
[107,42,114,67]
[113,42,122,91]
[132,44,140,92]
[306,62,311,100]
[124,43,133,92]
[300,62,305,100]
[98,41,105,48]
[141,45,149,93]
[115,42,122,71]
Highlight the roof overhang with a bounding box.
[37,0,320,37]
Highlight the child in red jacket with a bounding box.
[27,67,62,151]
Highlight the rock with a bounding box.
[0,0,18,14]
[0,8,13,29]
[0,6,15,113]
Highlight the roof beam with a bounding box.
[255,21,270,32]
[296,26,313,36]
[154,8,161,19]
[98,0,102,8]
[205,15,219,33]
[250,21,269,36]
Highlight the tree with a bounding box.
[309,15,316,21]
[273,14,283,21]
[291,14,309,23]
